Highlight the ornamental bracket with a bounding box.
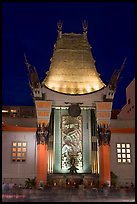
[36,123,49,145]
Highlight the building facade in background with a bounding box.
[117,78,135,120]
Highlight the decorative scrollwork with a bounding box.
[97,124,111,146]
[36,123,49,145]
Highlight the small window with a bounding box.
[117,149,121,153]
[122,154,126,158]
[127,154,130,158]
[17,153,21,157]
[12,148,16,152]
[117,154,121,158]
[127,159,131,163]
[12,141,27,162]
[118,159,121,163]
[22,148,26,152]
[127,149,130,153]
[23,143,26,147]
[122,159,126,163]
[13,142,17,147]
[116,143,132,164]
[22,153,26,157]
[12,153,16,157]
[122,144,125,148]
[126,144,130,148]
[122,149,125,153]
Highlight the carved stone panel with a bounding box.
[61,116,83,170]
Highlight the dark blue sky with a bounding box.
[2,2,135,109]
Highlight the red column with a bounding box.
[99,144,111,186]
[96,102,112,187]
[36,143,48,189]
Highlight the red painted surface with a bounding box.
[2,125,36,132]
[99,144,111,186]
[110,128,135,133]
[36,144,48,189]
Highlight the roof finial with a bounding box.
[57,20,63,38]
[123,57,127,65]
[24,53,28,63]
[24,53,30,69]
[82,20,88,39]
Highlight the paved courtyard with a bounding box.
[2,187,135,202]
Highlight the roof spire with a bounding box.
[82,20,88,39]
[109,57,127,90]
[57,20,63,38]
[24,54,43,100]
[24,53,31,73]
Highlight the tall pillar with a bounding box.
[98,124,111,186]
[35,101,52,189]
[96,102,112,186]
[36,124,49,188]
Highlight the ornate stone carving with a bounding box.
[61,115,82,170]
[68,155,79,174]
[36,123,49,145]
[97,124,111,146]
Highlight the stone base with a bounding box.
[47,173,99,188]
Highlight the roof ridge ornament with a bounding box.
[82,20,88,39]
[109,57,127,91]
[57,20,63,38]
[24,53,42,101]
[24,53,30,69]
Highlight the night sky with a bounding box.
[2,2,135,109]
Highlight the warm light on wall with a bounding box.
[2,110,8,113]
[11,109,17,113]
[48,150,53,173]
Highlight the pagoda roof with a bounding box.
[42,32,106,95]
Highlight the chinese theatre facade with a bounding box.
[24,22,126,188]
